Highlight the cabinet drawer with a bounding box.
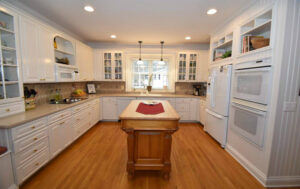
[0,101,24,118]
[72,103,88,114]
[87,99,99,106]
[73,109,89,125]
[48,109,72,124]
[13,129,48,154]
[176,103,189,112]
[12,117,47,141]
[14,137,49,168]
[16,148,49,184]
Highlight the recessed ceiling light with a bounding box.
[207,8,217,15]
[84,5,94,12]
[110,35,117,39]
[185,36,191,40]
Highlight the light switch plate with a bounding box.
[283,101,297,112]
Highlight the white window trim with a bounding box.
[125,54,176,92]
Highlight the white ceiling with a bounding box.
[18,0,255,44]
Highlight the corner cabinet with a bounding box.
[177,52,199,82]
[103,51,124,81]
[0,7,24,117]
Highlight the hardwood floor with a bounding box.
[21,122,299,189]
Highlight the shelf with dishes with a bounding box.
[240,9,272,55]
[211,32,233,63]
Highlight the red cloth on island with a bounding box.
[0,146,7,155]
[136,103,165,115]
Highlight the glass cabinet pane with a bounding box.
[104,53,112,79]
[114,53,122,80]
[189,54,197,81]
[5,83,19,98]
[2,49,17,65]
[178,54,187,80]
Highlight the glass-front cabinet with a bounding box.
[0,7,24,117]
[177,52,198,82]
[103,51,123,81]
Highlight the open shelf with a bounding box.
[54,36,75,66]
[240,9,272,54]
[212,32,233,62]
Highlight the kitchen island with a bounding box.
[120,100,180,178]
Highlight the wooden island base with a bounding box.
[120,101,180,178]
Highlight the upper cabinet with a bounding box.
[102,51,124,81]
[0,8,23,102]
[76,41,94,81]
[19,16,55,83]
[177,52,199,82]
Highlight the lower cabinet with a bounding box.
[49,116,73,158]
[175,98,191,121]
[102,97,118,120]
[117,97,136,117]
[199,99,207,125]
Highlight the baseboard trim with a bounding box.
[265,176,300,187]
[225,145,267,186]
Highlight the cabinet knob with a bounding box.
[40,78,46,81]
[5,108,10,112]
[35,163,39,166]
[31,126,36,129]
[33,149,37,153]
[59,121,65,125]
[33,137,38,141]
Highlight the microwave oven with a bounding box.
[55,64,79,82]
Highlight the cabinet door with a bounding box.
[49,122,64,158]
[87,47,94,80]
[117,97,135,116]
[102,97,117,119]
[114,52,123,80]
[200,100,207,125]
[177,53,187,81]
[103,52,112,80]
[77,43,87,81]
[188,54,197,81]
[19,17,40,82]
[189,98,198,121]
[62,118,73,147]
[38,26,55,81]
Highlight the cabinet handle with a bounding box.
[77,118,80,121]
[35,163,39,166]
[60,115,64,117]
[31,126,36,129]
[33,137,38,141]
[59,121,65,125]
[40,78,46,81]
[33,149,37,153]
[5,108,10,112]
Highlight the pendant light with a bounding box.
[137,41,143,65]
[159,41,165,65]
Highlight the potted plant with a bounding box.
[147,74,153,92]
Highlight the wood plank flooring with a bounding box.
[21,122,299,189]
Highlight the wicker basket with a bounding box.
[251,38,270,49]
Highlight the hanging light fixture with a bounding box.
[137,41,143,65]
[159,41,165,65]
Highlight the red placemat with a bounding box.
[136,103,165,115]
[0,146,7,155]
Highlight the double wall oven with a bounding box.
[229,58,272,147]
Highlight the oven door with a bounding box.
[229,102,267,147]
[232,66,271,104]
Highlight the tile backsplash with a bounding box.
[175,82,207,95]
[24,81,205,105]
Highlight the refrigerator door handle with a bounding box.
[206,109,223,119]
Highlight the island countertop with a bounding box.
[119,100,180,121]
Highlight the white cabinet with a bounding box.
[76,41,94,81]
[49,116,72,158]
[117,97,136,116]
[38,25,55,81]
[102,97,118,120]
[103,51,124,81]
[177,52,199,82]
[20,16,55,82]
[199,99,206,125]
[198,51,209,82]
[175,98,191,121]
[88,98,100,126]
[0,152,16,189]
[190,98,198,121]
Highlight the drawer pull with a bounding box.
[59,121,65,125]
[77,118,80,121]
[35,162,39,166]
[33,137,38,141]
[60,115,64,117]
[6,108,10,112]
[31,126,36,129]
[33,149,37,153]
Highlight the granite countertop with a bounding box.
[0,93,206,129]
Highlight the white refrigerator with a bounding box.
[205,65,232,148]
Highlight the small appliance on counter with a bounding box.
[87,84,96,94]
[24,87,37,110]
[193,83,207,96]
